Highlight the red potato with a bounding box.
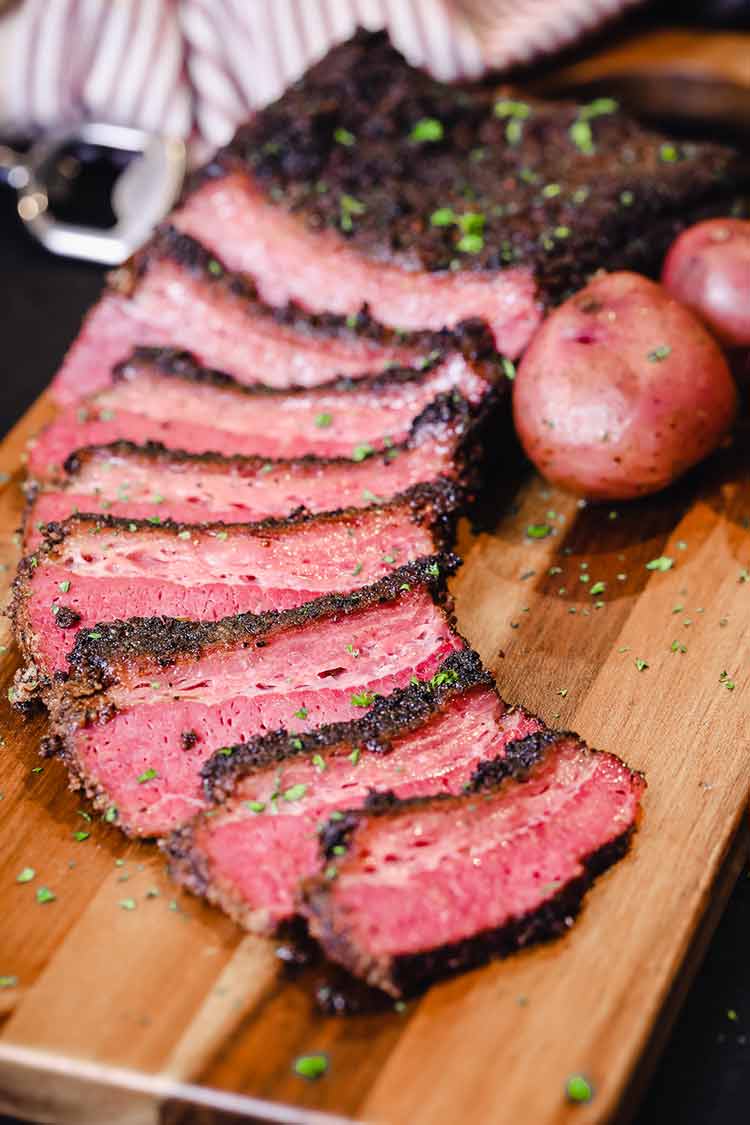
[662,218,750,347]
[513,271,737,500]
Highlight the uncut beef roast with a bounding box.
[41,557,465,837]
[31,333,502,479]
[12,487,452,698]
[24,393,475,550]
[166,650,543,935]
[302,731,645,996]
[49,226,475,406]
[174,30,747,353]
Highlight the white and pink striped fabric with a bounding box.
[0,0,640,153]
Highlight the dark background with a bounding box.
[2,0,750,1119]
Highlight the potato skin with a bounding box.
[513,271,737,500]
[662,218,750,347]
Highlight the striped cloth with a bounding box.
[0,0,640,152]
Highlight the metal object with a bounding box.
[0,122,186,265]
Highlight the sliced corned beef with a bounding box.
[43,557,465,837]
[13,488,451,700]
[176,32,746,351]
[31,337,499,479]
[24,393,474,549]
[301,731,645,996]
[165,651,543,935]
[50,225,465,405]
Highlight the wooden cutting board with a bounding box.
[1,29,750,1125]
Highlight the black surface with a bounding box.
[1,168,749,1125]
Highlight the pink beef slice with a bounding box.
[30,339,498,479]
[49,225,452,405]
[300,730,645,996]
[175,32,744,351]
[165,651,544,935]
[45,557,465,838]
[24,395,473,549]
[13,490,449,685]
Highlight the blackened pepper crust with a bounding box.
[57,552,461,691]
[116,224,501,357]
[198,29,748,301]
[302,731,645,996]
[199,648,496,800]
[114,336,503,399]
[11,482,462,706]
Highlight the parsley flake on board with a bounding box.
[293,1053,329,1080]
[646,556,674,572]
[526,523,552,539]
[73,831,89,842]
[0,976,18,989]
[16,867,35,884]
[635,658,649,672]
[589,581,606,596]
[119,898,137,911]
[566,1074,593,1104]
[35,886,56,904]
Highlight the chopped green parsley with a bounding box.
[635,658,649,672]
[351,692,375,708]
[119,898,137,911]
[245,800,266,813]
[430,207,455,227]
[35,886,56,904]
[566,1074,593,1103]
[314,412,333,428]
[410,118,443,142]
[16,867,35,884]
[283,784,307,802]
[137,768,158,784]
[352,443,374,462]
[526,523,552,540]
[294,706,308,720]
[647,345,671,362]
[334,127,355,146]
[646,556,674,572]
[293,1053,329,1080]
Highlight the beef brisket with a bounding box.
[165,650,543,935]
[175,31,746,350]
[49,225,475,405]
[24,393,474,549]
[31,337,500,479]
[43,557,466,837]
[13,488,451,694]
[301,731,645,996]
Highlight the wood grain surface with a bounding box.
[2,27,750,1124]
[0,382,748,1125]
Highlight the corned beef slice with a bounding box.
[175,31,744,351]
[32,337,498,479]
[165,651,543,935]
[25,395,473,548]
[50,226,457,405]
[14,490,449,685]
[45,557,465,837]
[302,731,645,996]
